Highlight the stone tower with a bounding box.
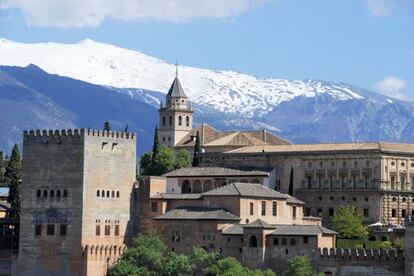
[14,129,136,276]
[158,71,193,147]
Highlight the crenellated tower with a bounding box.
[158,68,193,147]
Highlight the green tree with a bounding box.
[5,144,22,218]
[103,121,111,131]
[331,205,368,239]
[152,125,160,164]
[189,246,218,275]
[284,256,321,276]
[163,252,192,276]
[174,149,191,169]
[192,131,201,167]
[151,146,175,176]
[0,151,5,183]
[139,151,153,176]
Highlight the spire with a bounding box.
[175,61,178,77]
[166,68,187,98]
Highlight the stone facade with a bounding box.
[14,129,136,276]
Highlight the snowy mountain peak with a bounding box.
[0,38,368,117]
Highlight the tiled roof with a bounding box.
[174,123,290,148]
[242,219,274,229]
[221,224,244,235]
[269,225,337,236]
[154,206,240,221]
[163,167,273,177]
[167,76,186,98]
[225,142,414,154]
[150,193,202,200]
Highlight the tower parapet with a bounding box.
[23,128,135,140]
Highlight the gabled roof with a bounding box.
[242,219,274,229]
[154,206,240,221]
[163,166,273,177]
[167,76,187,98]
[269,225,337,236]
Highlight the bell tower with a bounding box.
[158,66,193,147]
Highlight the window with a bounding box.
[304,208,311,216]
[105,225,110,236]
[272,202,277,216]
[391,176,396,189]
[401,175,406,190]
[282,238,287,245]
[303,236,309,244]
[329,208,334,216]
[106,191,110,197]
[329,176,333,189]
[63,189,68,197]
[57,190,61,197]
[392,209,396,217]
[250,202,254,215]
[36,190,41,197]
[273,238,279,245]
[292,206,297,219]
[151,202,158,212]
[186,116,190,127]
[307,176,312,189]
[101,190,105,197]
[363,208,369,217]
[317,208,322,217]
[402,209,406,218]
[96,190,100,197]
[249,236,258,247]
[96,225,101,236]
[50,190,54,197]
[178,116,182,126]
[290,239,296,246]
[115,225,120,236]
[60,224,67,236]
[162,116,166,126]
[43,190,48,197]
[318,176,322,190]
[364,175,369,189]
[47,224,55,236]
[341,176,345,190]
[112,191,115,198]
[116,191,120,198]
[172,231,180,242]
[35,224,42,236]
[352,175,356,189]
[168,137,171,141]
[261,201,266,216]
[169,116,172,126]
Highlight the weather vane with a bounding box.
[175,61,178,77]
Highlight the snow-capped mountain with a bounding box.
[0,39,368,117]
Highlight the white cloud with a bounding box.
[365,0,395,17]
[0,0,273,28]
[374,76,407,100]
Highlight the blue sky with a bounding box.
[0,0,413,99]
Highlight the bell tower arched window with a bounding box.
[162,116,166,126]
[178,116,182,126]
[186,116,190,127]
[169,116,172,126]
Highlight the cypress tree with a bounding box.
[0,151,4,183]
[5,144,22,218]
[288,167,294,196]
[192,131,201,167]
[152,125,160,164]
[103,121,111,132]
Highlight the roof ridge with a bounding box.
[232,183,242,196]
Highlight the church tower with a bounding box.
[158,69,193,147]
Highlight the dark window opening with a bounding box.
[116,191,120,198]
[249,236,258,247]
[96,225,101,236]
[35,225,42,236]
[290,238,296,246]
[63,189,68,197]
[105,225,110,236]
[111,191,115,198]
[392,209,396,217]
[151,202,158,212]
[261,201,266,216]
[97,190,100,197]
[115,225,120,236]
[36,190,41,197]
[47,224,55,236]
[50,190,54,197]
[303,236,309,244]
[106,191,110,197]
[364,208,369,217]
[178,116,182,126]
[272,201,277,216]
[250,202,254,215]
[101,190,105,197]
[43,190,48,197]
[282,238,287,245]
[273,238,279,245]
[60,224,67,236]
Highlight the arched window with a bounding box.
[182,180,191,194]
[102,190,105,198]
[36,190,41,197]
[273,238,279,245]
[116,191,120,198]
[97,190,100,197]
[63,189,68,197]
[57,190,61,197]
[186,116,190,127]
[249,236,258,247]
[178,116,182,126]
[43,190,48,197]
[193,180,202,193]
[106,191,110,197]
[162,116,166,126]
[203,180,213,191]
[50,190,55,197]
[169,116,172,126]
[112,191,115,198]
[290,238,296,246]
[282,238,287,245]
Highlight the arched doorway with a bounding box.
[182,180,191,193]
[249,236,258,247]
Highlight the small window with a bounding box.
[50,190,55,197]
[392,209,396,217]
[290,238,296,246]
[402,209,406,218]
[186,116,190,127]
[273,238,279,245]
[102,190,105,198]
[169,116,172,126]
[63,190,68,197]
[115,225,120,236]
[303,236,309,244]
[116,191,120,198]
[35,224,42,236]
[172,231,180,242]
[364,208,369,217]
[292,206,297,219]
[96,225,101,236]
[105,225,110,236]
[249,236,258,247]
[47,224,55,236]
[162,137,165,142]
[112,191,115,198]
[97,190,100,197]
[317,208,323,216]
[162,116,166,126]
[261,201,266,216]
[57,190,61,197]
[272,201,277,216]
[151,202,158,212]
[43,190,48,197]
[36,190,41,197]
[60,224,67,236]
[329,208,334,216]
[178,116,182,126]
[282,238,287,245]
[250,202,254,216]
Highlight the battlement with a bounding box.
[82,244,126,257]
[23,128,135,140]
[315,247,405,261]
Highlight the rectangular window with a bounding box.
[272,201,277,216]
[364,175,369,189]
[151,202,158,212]
[304,208,311,216]
[96,225,101,236]
[60,224,67,236]
[307,176,312,189]
[47,224,55,236]
[352,175,356,189]
[250,202,254,216]
[329,176,333,190]
[261,201,266,216]
[318,176,322,190]
[392,209,396,217]
[292,206,297,219]
[329,208,334,216]
[172,231,180,242]
[105,225,110,236]
[363,208,369,217]
[401,175,406,190]
[391,176,396,189]
[35,224,42,236]
[115,225,120,236]
[402,209,406,218]
[303,236,309,244]
[317,208,323,217]
[341,176,345,189]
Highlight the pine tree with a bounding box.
[152,125,160,164]
[5,144,22,218]
[103,121,111,132]
[192,131,201,167]
[0,151,4,183]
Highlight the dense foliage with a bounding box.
[284,256,322,276]
[110,233,276,276]
[5,144,22,218]
[331,205,368,239]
